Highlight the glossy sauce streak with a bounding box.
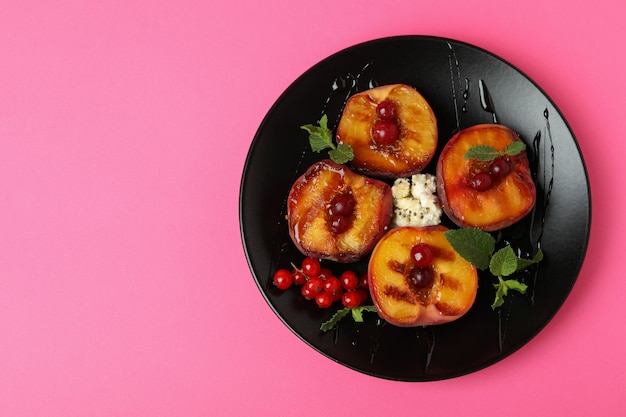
[446,43,462,130]
[496,109,555,354]
[478,79,498,123]
[527,108,555,305]
[267,62,375,287]
[462,78,470,113]
[446,45,553,356]
[415,326,436,373]
[369,319,385,364]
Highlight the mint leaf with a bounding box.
[320,305,377,332]
[444,227,542,311]
[300,114,354,164]
[320,307,350,332]
[464,141,527,162]
[329,143,354,164]
[464,145,500,162]
[351,305,377,322]
[491,276,527,310]
[505,141,526,156]
[308,134,333,153]
[515,248,543,272]
[492,276,508,309]
[444,228,496,270]
[490,246,519,277]
[301,115,334,153]
[504,279,528,294]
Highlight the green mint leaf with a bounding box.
[491,276,528,310]
[320,305,377,332]
[465,141,526,162]
[464,145,500,162]
[504,279,528,294]
[301,115,334,153]
[444,228,496,270]
[490,245,519,277]
[320,307,350,332]
[329,143,354,164]
[351,305,377,322]
[505,141,526,157]
[300,114,353,164]
[515,248,543,272]
[318,113,329,131]
[307,133,333,153]
[492,281,507,309]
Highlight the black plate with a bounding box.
[239,36,591,381]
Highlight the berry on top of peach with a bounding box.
[287,159,393,263]
[368,225,478,327]
[336,84,438,179]
[436,124,536,231]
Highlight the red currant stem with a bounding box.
[290,262,308,280]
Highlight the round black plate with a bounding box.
[239,36,591,381]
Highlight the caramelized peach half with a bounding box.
[436,124,536,231]
[336,84,438,178]
[368,226,478,326]
[287,159,393,262]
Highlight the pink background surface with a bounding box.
[0,0,623,415]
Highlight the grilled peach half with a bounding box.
[336,84,437,179]
[436,124,536,231]
[368,225,478,326]
[287,159,393,263]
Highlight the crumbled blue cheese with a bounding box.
[391,173,442,227]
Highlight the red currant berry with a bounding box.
[372,120,400,145]
[342,291,361,308]
[318,268,333,281]
[471,171,494,191]
[340,270,359,291]
[315,291,334,308]
[329,193,356,217]
[273,269,293,290]
[301,257,321,277]
[376,100,397,121]
[301,285,315,300]
[304,276,323,295]
[292,269,307,285]
[408,266,434,290]
[329,214,350,234]
[323,276,343,301]
[358,273,369,289]
[410,243,434,267]
[489,157,511,180]
[355,288,369,304]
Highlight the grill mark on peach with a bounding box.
[388,260,406,275]
[431,246,455,262]
[438,273,460,290]
[435,301,463,316]
[383,285,415,304]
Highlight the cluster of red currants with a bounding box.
[470,156,511,191]
[272,257,369,309]
[372,100,400,145]
[407,243,435,290]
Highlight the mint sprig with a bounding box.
[300,115,354,164]
[464,141,526,162]
[320,305,378,332]
[443,228,543,310]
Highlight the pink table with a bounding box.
[0,1,623,416]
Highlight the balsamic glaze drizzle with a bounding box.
[447,42,463,130]
[478,79,499,123]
